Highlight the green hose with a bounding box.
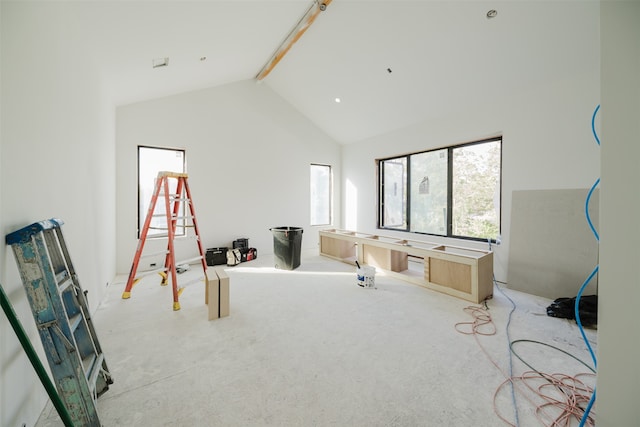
[0,284,75,427]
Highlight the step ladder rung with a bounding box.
[179,275,206,289]
[59,277,73,293]
[172,234,199,241]
[55,271,68,284]
[83,353,97,379]
[88,354,106,395]
[149,215,187,221]
[158,194,191,202]
[140,250,169,259]
[135,266,168,279]
[69,312,83,333]
[176,256,203,265]
[147,228,189,234]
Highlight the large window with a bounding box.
[378,137,501,241]
[310,164,332,226]
[138,146,186,238]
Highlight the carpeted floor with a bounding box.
[36,251,597,426]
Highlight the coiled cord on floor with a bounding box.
[494,371,595,427]
[454,306,496,336]
[455,304,595,426]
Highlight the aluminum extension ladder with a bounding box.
[122,171,209,310]
[5,218,113,427]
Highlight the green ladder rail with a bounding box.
[1,283,74,427]
[5,219,113,427]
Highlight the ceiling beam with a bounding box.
[256,0,332,81]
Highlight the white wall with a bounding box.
[116,80,341,273]
[597,1,640,425]
[0,3,117,427]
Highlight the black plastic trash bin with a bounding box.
[270,227,303,270]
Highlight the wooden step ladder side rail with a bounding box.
[122,173,165,299]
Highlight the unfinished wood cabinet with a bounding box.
[362,244,408,272]
[320,232,356,261]
[319,229,493,304]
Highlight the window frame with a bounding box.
[377,136,502,242]
[310,163,333,226]
[137,145,187,239]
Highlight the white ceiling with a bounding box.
[75,1,599,144]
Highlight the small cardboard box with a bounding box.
[207,267,230,320]
[217,267,230,318]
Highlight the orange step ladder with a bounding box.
[122,171,209,310]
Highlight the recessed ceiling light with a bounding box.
[335,97,341,103]
[152,57,169,68]
[486,9,497,19]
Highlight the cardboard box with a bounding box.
[217,267,230,318]
[206,267,230,320]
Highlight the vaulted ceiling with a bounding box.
[71,1,599,144]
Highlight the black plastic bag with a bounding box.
[546,295,598,327]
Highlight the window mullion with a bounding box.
[405,155,411,232]
[447,148,453,237]
[378,161,384,228]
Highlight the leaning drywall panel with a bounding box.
[507,189,599,299]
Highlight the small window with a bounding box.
[310,164,332,226]
[378,137,501,242]
[138,146,186,238]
